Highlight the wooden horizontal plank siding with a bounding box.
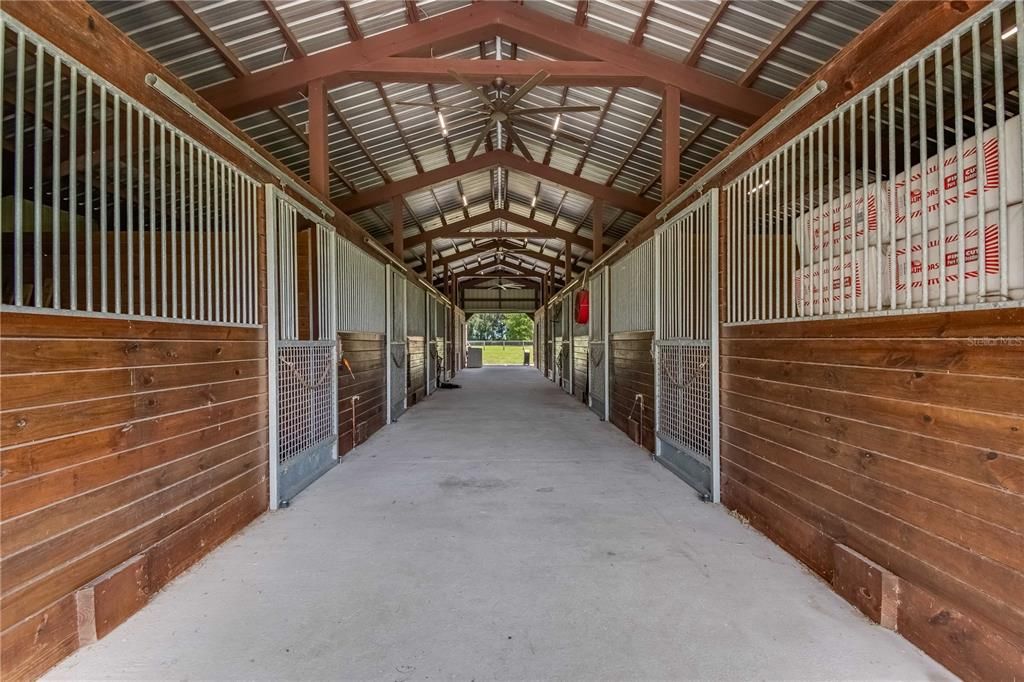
[338,332,386,456]
[720,307,1024,681]
[608,331,655,453]
[0,311,268,680]
[573,335,588,404]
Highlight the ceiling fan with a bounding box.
[395,69,601,159]
[488,276,525,291]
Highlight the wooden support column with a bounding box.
[443,263,451,297]
[425,239,434,285]
[592,198,604,259]
[564,244,572,283]
[391,196,404,258]
[307,79,330,196]
[662,85,681,197]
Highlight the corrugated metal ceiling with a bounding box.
[91,0,891,278]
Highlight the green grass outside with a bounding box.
[476,344,531,365]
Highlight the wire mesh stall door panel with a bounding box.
[277,340,338,504]
[656,341,713,496]
[588,271,606,419]
[390,271,407,420]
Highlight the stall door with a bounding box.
[389,267,408,421]
[268,188,338,508]
[588,271,607,419]
[654,190,720,501]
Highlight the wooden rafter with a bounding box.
[685,0,731,67]
[337,150,657,216]
[199,2,775,124]
[405,208,591,249]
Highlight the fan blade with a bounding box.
[510,105,602,115]
[512,118,592,147]
[465,118,496,160]
[393,100,487,113]
[506,123,534,162]
[448,70,495,109]
[504,70,550,109]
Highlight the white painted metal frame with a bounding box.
[266,185,339,509]
[654,189,721,503]
[0,14,259,327]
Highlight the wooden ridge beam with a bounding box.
[198,3,774,124]
[337,150,656,215]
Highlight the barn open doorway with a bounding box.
[467,312,534,366]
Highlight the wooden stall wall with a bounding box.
[0,313,269,680]
[608,331,655,453]
[720,308,1024,680]
[573,335,588,404]
[407,337,426,407]
[338,332,387,456]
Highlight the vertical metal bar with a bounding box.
[199,150,208,320]
[99,86,108,312]
[993,9,1008,299]
[12,33,24,307]
[841,105,849,314]
[81,75,93,310]
[827,117,835,314]
[888,78,897,310]
[52,54,62,310]
[127,103,136,315]
[917,59,929,309]
[264,186,280,510]
[708,187,721,503]
[33,42,44,307]
[873,88,881,310]
[861,94,869,312]
[149,115,157,315]
[902,72,913,309]
[934,46,947,306]
[113,93,121,313]
[189,142,197,319]
[213,160,221,322]
[727,185,734,321]
[794,134,802,317]
[953,35,966,306]
[972,23,987,301]
[168,127,176,317]
[69,66,78,310]
[774,149,782,319]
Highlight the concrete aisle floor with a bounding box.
[49,366,951,681]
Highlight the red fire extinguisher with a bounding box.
[574,289,590,324]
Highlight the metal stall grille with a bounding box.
[588,270,607,419]
[337,237,386,333]
[0,15,260,326]
[725,2,1024,325]
[267,188,338,508]
[655,190,720,501]
[389,267,407,421]
[610,237,655,333]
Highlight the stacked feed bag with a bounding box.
[894,204,1024,305]
[792,115,1023,314]
[887,115,1023,305]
